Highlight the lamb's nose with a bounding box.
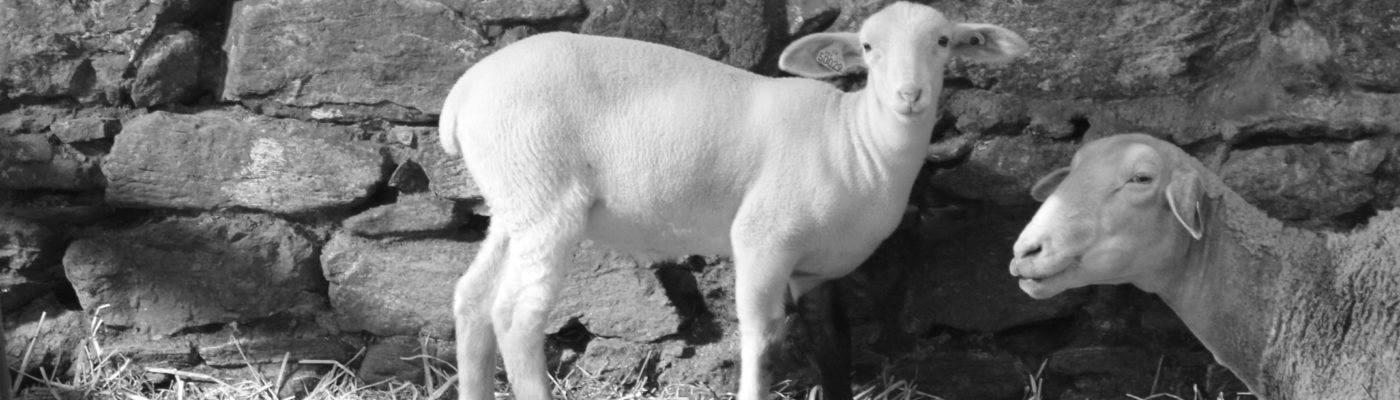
[898,87,922,104]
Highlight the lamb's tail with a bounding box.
[438,77,467,156]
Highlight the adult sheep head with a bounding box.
[1010,133,1205,299]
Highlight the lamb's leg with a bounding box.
[493,213,585,400]
[798,280,852,400]
[734,249,801,400]
[454,231,509,400]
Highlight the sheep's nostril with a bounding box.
[1014,243,1043,260]
[898,88,922,103]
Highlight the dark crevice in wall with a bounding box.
[1228,122,1389,150]
[1269,0,1301,34]
[1354,82,1400,94]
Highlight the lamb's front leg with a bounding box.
[734,248,801,400]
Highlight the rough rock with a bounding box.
[321,233,476,337]
[222,0,490,120]
[356,336,451,384]
[90,313,353,386]
[784,0,843,36]
[551,244,685,342]
[928,134,1080,206]
[905,209,1088,333]
[414,128,485,204]
[130,29,201,107]
[62,214,322,335]
[50,118,119,143]
[581,0,770,70]
[897,350,1026,400]
[1300,0,1400,92]
[0,0,209,101]
[575,337,660,383]
[1049,346,1154,375]
[946,90,1029,136]
[0,216,65,310]
[105,111,385,214]
[0,135,52,163]
[343,194,465,238]
[388,160,431,194]
[2,296,87,376]
[439,0,586,23]
[935,0,1271,99]
[0,136,104,191]
[1221,140,1387,224]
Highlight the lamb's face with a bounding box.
[776,3,1027,121]
[857,3,953,118]
[1009,134,1203,299]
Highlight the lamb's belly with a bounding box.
[583,204,734,257]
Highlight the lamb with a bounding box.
[1009,133,1400,400]
[436,3,1028,399]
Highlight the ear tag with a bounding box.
[816,46,845,73]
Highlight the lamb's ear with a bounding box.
[1166,168,1204,240]
[1030,167,1070,202]
[950,23,1028,64]
[779,33,864,79]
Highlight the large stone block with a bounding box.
[321,235,683,341]
[1222,140,1388,226]
[222,0,489,119]
[581,0,770,70]
[62,214,322,336]
[105,111,385,214]
[321,234,477,337]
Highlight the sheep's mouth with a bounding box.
[1011,259,1075,299]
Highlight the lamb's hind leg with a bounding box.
[455,231,509,400]
[493,206,587,400]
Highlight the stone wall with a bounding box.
[2,0,1397,399]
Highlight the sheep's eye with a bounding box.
[969,33,985,46]
[1128,174,1154,185]
[862,43,872,52]
[937,36,949,47]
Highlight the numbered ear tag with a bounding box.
[816,47,845,73]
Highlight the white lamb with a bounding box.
[438,3,1028,400]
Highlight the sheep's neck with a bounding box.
[1155,194,1312,395]
[839,91,937,182]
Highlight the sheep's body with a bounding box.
[1187,187,1400,399]
[443,33,909,277]
[1011,134,1400,400]
[440,5,1028,399]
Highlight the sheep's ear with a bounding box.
[1166,168,1204,240]
[779,33,864,79]
[950,23,1028,64]
[1030,167,1070,202]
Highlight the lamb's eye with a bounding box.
[937,36,949,47]
[1128,174,1154,184]
[862,43,872,52]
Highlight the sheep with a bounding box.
[436,3,1028,399]
[1009,133,1400,400]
